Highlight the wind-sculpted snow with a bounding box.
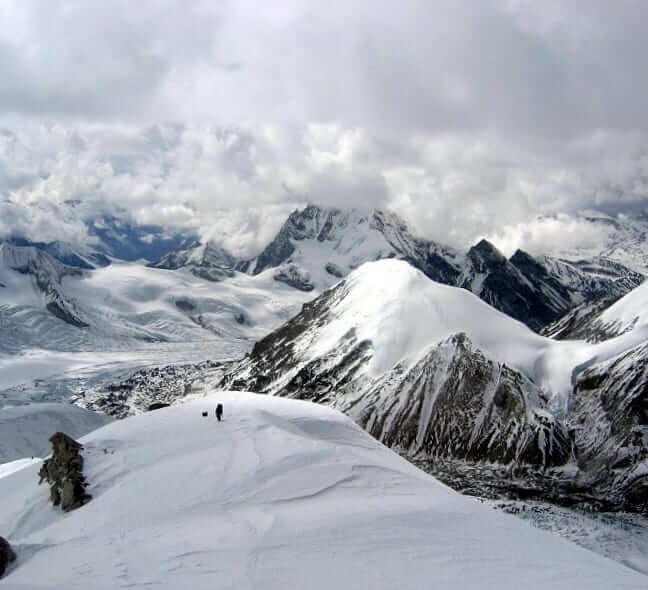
[0,393,645,589]
[218,259,648,513]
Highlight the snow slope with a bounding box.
[1,248,315,354]
[291,259,648,400]
[597,278,648,335]
[0,392,645,589]
[0,403,111,463]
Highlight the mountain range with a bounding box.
[2,204,647,514]
[3,204,644,343]
[217,258,648,513]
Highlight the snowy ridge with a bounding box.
[218,259,648,512]
[0,392,645,589]
[542,276,648,342]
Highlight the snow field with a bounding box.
[0,392,646,589]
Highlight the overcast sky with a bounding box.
[1,0,647,256]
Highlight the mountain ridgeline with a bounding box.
[2,205,643,336]
[153,205,644,332]
[217,260,648,514]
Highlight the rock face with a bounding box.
[0,536,16,578]
[273,264,314,291]
[231,205,643,331]
[218,269,573,474]
[0,243,88,328]
[38,432,91,511]
[569,342,648,512]
[149,241,235,282]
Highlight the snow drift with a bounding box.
[0,392,645,589]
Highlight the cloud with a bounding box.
[485,214,613,258]
[1,1,648,255]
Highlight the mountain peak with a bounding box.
[468,239,506,268]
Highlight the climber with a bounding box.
[216,403,223,422]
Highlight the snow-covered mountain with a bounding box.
[149,240,236,282]
[235,205,464,288]
[0,243,89,333]
[162,204,640,331]
[546,212,648,274]
[1,392,645,589]
[0,243,314,354]
[5,213,198,270]
[217,259,648,513]
[543,277,648,342]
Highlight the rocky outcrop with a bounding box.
[458,241,574,332]
[0,536,16,578]
[38,432,91,511]
[273,264,314,291]
[540,294,625,342]
[149,241,236,282]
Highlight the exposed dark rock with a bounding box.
[38,432,91,511]
[0,536,16,578]
[71,359,225,418]
[175,299,196,312]
[147,402,170,411]
[188,265,235,282]
[149,241,236,282]
[568,343,648,513]
[458,241,573,332]
[46,301,89,328]
[325,262,344,278]
[273,264,314,291]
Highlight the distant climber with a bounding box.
[216,403,223,422]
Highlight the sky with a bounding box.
[1,0,648,256]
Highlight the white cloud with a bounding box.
[0,1,648,255]
[486,214,612,257]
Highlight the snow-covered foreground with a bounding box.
[0,403,111,463]
[0,392,646,589]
